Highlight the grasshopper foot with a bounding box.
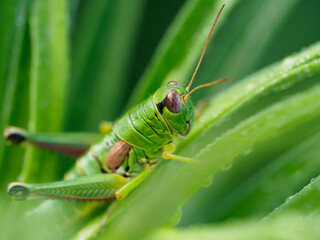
[8,183,30,200]
[4,127,27,144]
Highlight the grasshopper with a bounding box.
[6,5,227,209]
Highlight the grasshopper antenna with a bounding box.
[186,4,225,92]
[184,77,230,100]
[185,4,229,101]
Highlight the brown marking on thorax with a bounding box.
[106,140,131,170]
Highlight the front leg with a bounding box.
[162,143,199,164]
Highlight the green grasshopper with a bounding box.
[6,5,227,208]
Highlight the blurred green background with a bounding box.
[0,0,320,239]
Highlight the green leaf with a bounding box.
[180,42,320,153]
[147,213,320,240]
[100,44,320,240]
[67,0,146,130]
[128,0,239,106]
[180,130,320,224]
[0,0,29,175]
[1,1,320,239]
[193,0,301,101]
[20,0,69,182]
[267,174,320,218]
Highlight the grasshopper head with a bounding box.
[154,82,195,136]
[153,4,229,136]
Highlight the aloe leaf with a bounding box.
[20,0,69,182]
[179,42,320,153]
[225,131,320,218]
[99,44,320,240]
[180,130,320,225]
[267,174,320,219]
[147,213,320,240]
[177,43,320,224]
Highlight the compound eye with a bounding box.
[165,90,182,113]
[168,81,180,85]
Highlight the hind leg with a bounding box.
[4,126,101,157]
